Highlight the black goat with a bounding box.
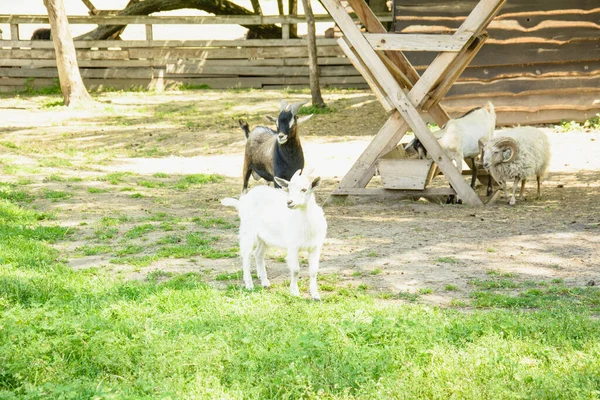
[239,100,313,192]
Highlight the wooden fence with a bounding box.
[0,2,598,125]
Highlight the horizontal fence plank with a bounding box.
[446,74,600,97]
[0,13,391,25]
[402,40,600,68]
[0,38,340,49]
[394,0,599,17]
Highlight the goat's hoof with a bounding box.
[261,279,271,288]
[311,296,321,302]
[509,199,516,206]
[245,281,254,290]
[456,199,463,205]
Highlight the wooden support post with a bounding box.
[10,24,19,41]
[145,24,153,41]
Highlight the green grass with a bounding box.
[2,198,600,398]
[174,174,224,190]
[436,256,460,264]
[42,189,72,201]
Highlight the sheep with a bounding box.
[404,102,496,201]
[221,169,327,300]
[480,126,551,206]
[239,100,312,193]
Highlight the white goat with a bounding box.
[221,169,327,300]
[481,126,551,206]
[405,102,496,200]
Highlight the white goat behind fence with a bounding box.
[221,169,327,300]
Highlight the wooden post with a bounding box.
[145,24,153,41]
[10,24,19,41]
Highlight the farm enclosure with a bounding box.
[0,0,599,124]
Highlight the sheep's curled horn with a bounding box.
[497,137,519,163]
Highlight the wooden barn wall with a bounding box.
[394,0,600,125]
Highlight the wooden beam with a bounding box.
[337,37,394,112]
[364,33,471,52]
[1,38,341,49]
[81,0,99,15]
[321,0,483,206]
[331,187,456,198]
[408,0,506,106]
[0,14,392,25]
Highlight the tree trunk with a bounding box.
[301,0,325,107]
[75,0,293,40]
[44,0,93,107]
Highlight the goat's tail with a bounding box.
[221,197,239,209]
[485,101,496,121]
[239,119,251,139]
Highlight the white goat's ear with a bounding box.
[274,177,289,189]
[297,114,313,125]
[265,115,277,124]
[311,176,321,189]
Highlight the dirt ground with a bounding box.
[1,89,599,304]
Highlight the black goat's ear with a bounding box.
[274,177,289,189]
[311,177,321,189]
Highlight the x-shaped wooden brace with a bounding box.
[322,0,506,206]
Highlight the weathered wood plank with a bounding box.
[364,33,471,51]
[0,38,341,49]
[331,187,456,197]
[0,13,391,25]
[394,0,598,17]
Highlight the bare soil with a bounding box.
[1,90,599,304]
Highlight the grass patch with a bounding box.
[124,223,156,239]
[193,215,235,229]
[436,256,460,264]
[100,172,133,185]
[152,172,169,178]
[42,189,72,202]
[174,174,224,190]
[75,244,113,256]
[87,187,109,194]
